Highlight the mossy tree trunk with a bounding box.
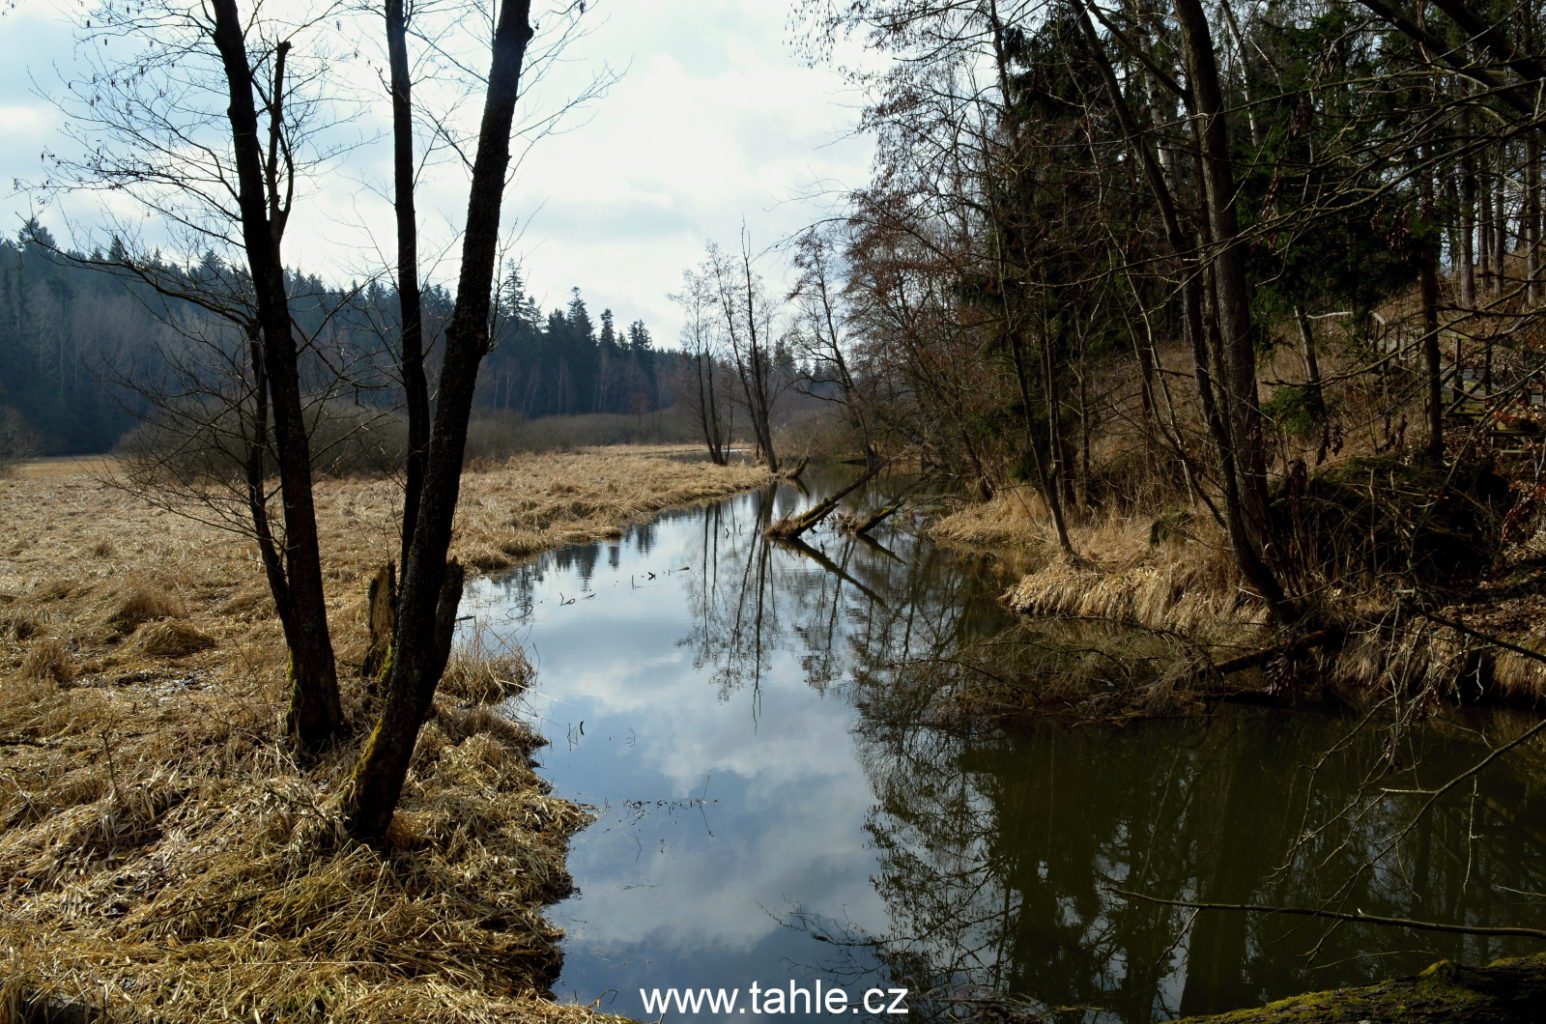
[1176,955,1546,1024]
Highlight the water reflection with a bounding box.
[462,468,1546,1022]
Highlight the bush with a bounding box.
[1262,384,1325,440]
[117,398,409,482]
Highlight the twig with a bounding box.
[1107,887,1546,939]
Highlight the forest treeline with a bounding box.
[0,224,671,457]
[675,0,1546,631]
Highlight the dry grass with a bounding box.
[1001,512,1263,645]
[0,446,763,1024]
[934,492,1259,642]
[940,491,1546,711]
[133,619,215,658]
[19,636,73,685]
[931,487,1050,550]
[440,627,533,706]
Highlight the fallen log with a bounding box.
[1184,627,1341,687]
[839,500,904,536]
[779,455,810,480]
[1172,952,1546,1023]
[765,465,880,541]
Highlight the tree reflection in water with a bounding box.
[468,466,1546,1023]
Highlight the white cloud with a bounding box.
[1,0,879,345]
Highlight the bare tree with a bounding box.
[788,224,879,470]
[674,265,732,465]
[707,232,782,472]
[49,0,363,750]
[340,0,538,842]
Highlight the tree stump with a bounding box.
[361,562,397,681]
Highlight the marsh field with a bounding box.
[0,449,762,1024]
[4,451,1546,1024]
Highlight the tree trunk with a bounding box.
[1528,134,1541,306]
[1480,148,1495,291]
[1419,143,1445,462]
[387,0,431,571]
[695,354,726,465]
[1459,98,1478,310]
[1174,0,1297,623]
[1527,7,1542,307]
[985,3,1074,556]
[766,464,879,540]
[1074,0,1250,554]
[209,0,342,753]
[341,0,535,844]
[741,249,779,474]
[1420,249,1444,461]
[1294,308,1323,412]
[361,562,397,680]
[1494,147,1508,294]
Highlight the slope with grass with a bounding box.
[0,447,766,1024]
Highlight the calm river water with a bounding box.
[462,466,1546,1022]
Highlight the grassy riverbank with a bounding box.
[0,448,765,1023]
[929,476,1546,716]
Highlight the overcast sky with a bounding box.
[0,0,877,348]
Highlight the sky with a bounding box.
[0,0,879,348]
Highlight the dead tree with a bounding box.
[674,266,731,464]
[766,464,880,540]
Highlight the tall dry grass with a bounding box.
[940,484,1546,708]
[0,447,762,1024]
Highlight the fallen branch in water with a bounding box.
[840,500,904,536]
[780,455,810,481]
[766,465,880,540]
[1180,626,1342,690]
[1108,887,1546,939]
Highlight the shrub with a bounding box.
[0,406,39,476]
[1262,384,1325,440]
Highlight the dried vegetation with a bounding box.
[931,432,1546,715]
[0,447,763,1024]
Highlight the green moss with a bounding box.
[1177,953,1546,1023]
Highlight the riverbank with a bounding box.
[926,481,1546,1021]
[0,448,766,1023]
[1175,951,1546,1023]
[928,483,1546,716]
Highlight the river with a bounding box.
[461,465,1546,1022]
